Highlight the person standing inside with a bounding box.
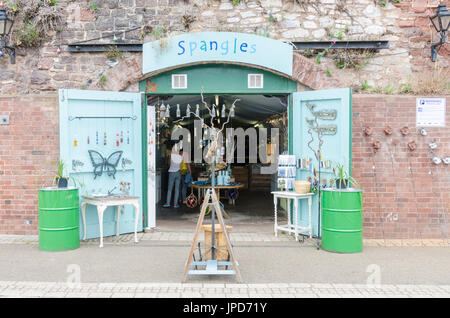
[163,143,183,208]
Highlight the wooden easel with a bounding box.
[182,188,242,283]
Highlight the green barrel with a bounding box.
[321,188,363,253]
[38,187,80,251]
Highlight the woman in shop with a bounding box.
[163,142,191,208]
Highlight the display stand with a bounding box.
[182,161,242,283]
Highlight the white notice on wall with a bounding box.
[416,98,446,127]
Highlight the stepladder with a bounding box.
[182,188,242,283]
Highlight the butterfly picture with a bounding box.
[88,150,123,179]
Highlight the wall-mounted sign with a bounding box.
[143,32,293,76]
[416,98,446,127]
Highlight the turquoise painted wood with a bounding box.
[143,32,293,76]
[291,88,352,237]
[140,64,297,95]
[59,89,143,239]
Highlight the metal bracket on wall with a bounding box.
[67,43,143,53]
[291,40,389,51]
[68,116,137,121]
[0,115,10,125]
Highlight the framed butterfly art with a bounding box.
[88,150,123,179]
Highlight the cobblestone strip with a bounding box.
[0,281,449,298]
[0,233,449,246]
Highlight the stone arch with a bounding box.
[89,52,343,92]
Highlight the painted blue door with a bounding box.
[59,89,143,239]
[292,88,352,237]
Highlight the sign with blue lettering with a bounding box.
[143,32,293,76]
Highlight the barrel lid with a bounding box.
[39,187,78,191]
[322,188,362,193]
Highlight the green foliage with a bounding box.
[385,84,395,94]
[333,163,360,189]
[106,45,122,60]
[16,22,41,47]
[361,80,372,91]
[52,160,82,188]
[99,74,107,85]
[89,1,98,12]
[326,69,332,77]
[315,50,326,64]
[400,83,412,94]
[232,0,240,6]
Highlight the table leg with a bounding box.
[287,198,291,233]
[116,205,121,238]
[97,205,106,248]
[308,196,312,239]
[294,198,299,242]
[132,202,140,243]
[81,202,88,240]
[273,195,278,237]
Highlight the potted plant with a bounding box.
[334,163,360,189]
[53,160,79,188]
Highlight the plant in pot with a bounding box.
[333,163,360,189]
[53,160,79,188]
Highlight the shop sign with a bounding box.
[416,98,446,127]
[143,32,293,76]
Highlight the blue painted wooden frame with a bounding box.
[59,89,143,239]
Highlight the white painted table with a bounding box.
[271,191,314,241]
[81,195,140,248]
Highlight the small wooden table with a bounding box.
[271,191,314,241]
[81,195,140,248]
[191,183,245,219]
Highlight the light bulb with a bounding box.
[211,104,216,118]
[230,106,235,118]
[165,104,170,118]
[195,104,200,117]
[160,103,166,119]
[221,104,226,118]
[176,104,181,117]
[186,104,191,117]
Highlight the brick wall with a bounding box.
[352,95,449,239]
[1,93,448,238]
[0,94,59,235]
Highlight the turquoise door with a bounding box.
[59,89,143,239]
[292,88,352,237]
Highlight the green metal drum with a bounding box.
[321,188,363,253]
[38,187,80,251]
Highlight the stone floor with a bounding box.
[0,281,449,298]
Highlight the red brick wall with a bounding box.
[0,93,449,239]
[352,95,450,239]
[0,94,59,235]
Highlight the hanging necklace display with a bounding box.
[104,132,107,146]
[73,134,78,147]
[116,133,120,147]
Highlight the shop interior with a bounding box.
[148,94,289,222]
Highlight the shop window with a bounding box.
[248,74,263,89]
[172,74,187,89]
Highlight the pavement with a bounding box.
[0,219,449,298]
